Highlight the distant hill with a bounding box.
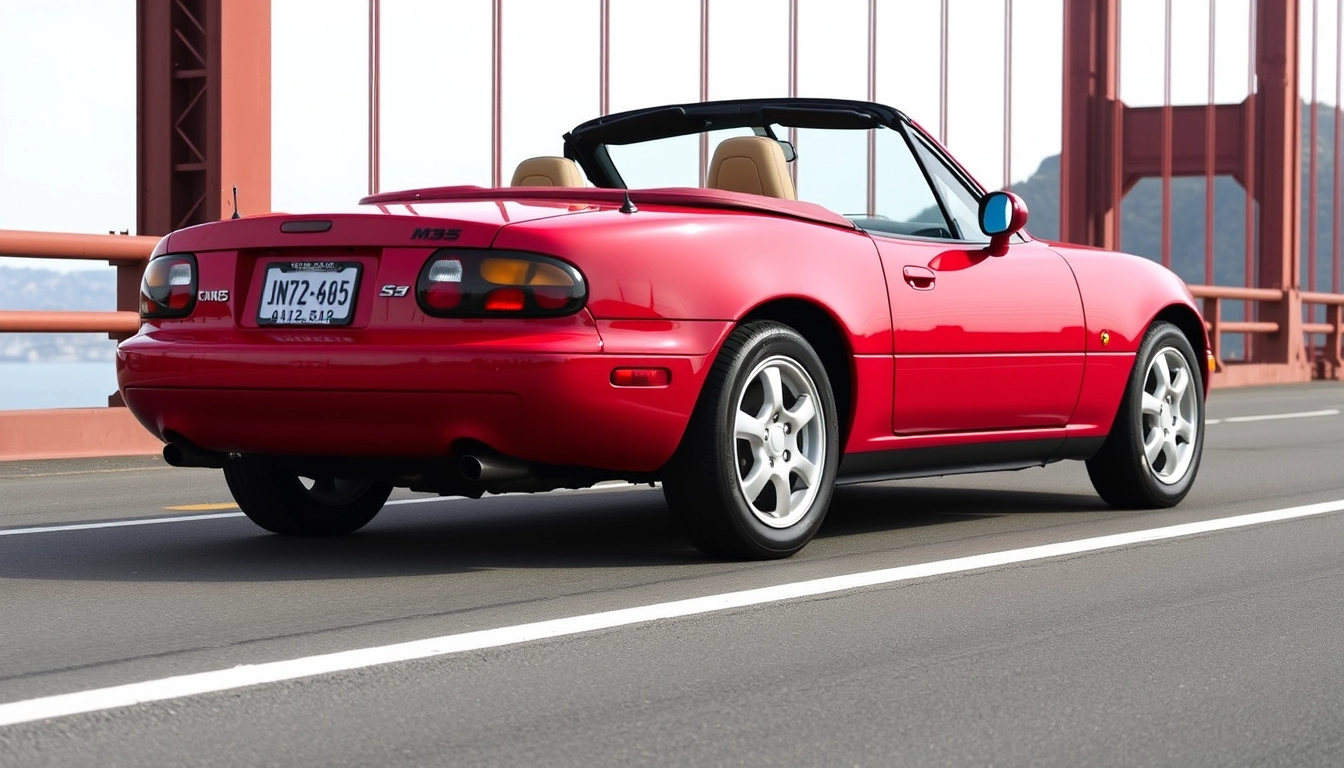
[0,266,118,362]
[0,265,116,311]
[1009,102,1338,292]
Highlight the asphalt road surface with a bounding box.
[1,383,1343,767]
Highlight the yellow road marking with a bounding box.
[164,503,239,511]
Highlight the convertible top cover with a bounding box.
[564,97,908,148]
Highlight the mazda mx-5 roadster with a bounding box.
[118,98,1210,559]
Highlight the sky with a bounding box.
[0,0,1336,273]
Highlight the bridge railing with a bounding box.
[0,229,154,339]
[1192,285,1344,378]
[3,227,1344,398]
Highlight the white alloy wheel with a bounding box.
[1139,347,1199,485]
[733,355,826,528]
[662,321,839,559]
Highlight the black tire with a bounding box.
[663,321,840,559]
[1086,321,1205,508]
[223,456,392,535]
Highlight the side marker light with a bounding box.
[611,368,671,387]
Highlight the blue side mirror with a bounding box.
[978,190,1029,249]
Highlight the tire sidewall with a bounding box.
[708,325,839,555]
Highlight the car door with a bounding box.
[867,126,1086,435]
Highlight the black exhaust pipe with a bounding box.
[459,454,531,483]
[163,440,227,469]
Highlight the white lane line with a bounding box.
[1205,408,1340,425]
[0,497,446,537]
[1,497,1342,728]
[0,513,245,536]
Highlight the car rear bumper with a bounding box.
[117,322,729,472]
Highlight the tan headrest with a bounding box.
[707,136,796,200]
[509,156,586,187]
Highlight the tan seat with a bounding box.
[707,136,796,200]
[509,156,586,187]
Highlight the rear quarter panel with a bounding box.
[492,208,897,453]
[493,208,893,353]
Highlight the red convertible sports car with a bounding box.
[118,98,1210,559]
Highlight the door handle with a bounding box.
[902,266,936,291]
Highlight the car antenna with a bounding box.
[231,185,241,219]
[619,190,638,214]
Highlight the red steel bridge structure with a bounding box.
[1,0,1342,461]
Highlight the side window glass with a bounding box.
[859,127,953,240]
[910,133,991,244]
[792,126,867,216]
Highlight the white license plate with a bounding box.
[257,261,361,326]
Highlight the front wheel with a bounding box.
[1086,321,1205,508]
[663,321,840,559]
[223,456,392,535]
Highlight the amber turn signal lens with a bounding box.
[480,258,574,287]
[611,368,671,387]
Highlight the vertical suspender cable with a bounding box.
[867,0,877,215]
[1334,0,1342,295]
[1161,0,1173,269]
[940,0,949,144]
[1004,0,1013,190]
[1310,0,1321,297]
[789,0,799,188]
[368,0,381,195]
[1245,0,1258,356]
[1206,0,1217,285]
[699,0,709,186]
[599,0,610,116]
[491,0,502,188]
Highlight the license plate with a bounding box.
[257,261,361,326]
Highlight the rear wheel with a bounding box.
[1086,321,1204,508]
[223,456,392,535]
[663,321,839,559]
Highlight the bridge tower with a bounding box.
[1061,0,1311,384]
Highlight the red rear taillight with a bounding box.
[417,250,586,317]
[139,254,197,319]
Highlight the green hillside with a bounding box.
[1011,103,1340,293]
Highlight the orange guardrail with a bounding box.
[1190,285,1344,377]
[0,229,162,458]
[0,229,158,262]
[0,229,154,339]
[3,227,1343,385]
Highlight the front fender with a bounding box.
[1054,245,1208,437]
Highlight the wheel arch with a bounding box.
[1151,303,1211,394]
[738,298,855,445]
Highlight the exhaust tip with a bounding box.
[162,440,225,469]
[163,443,188,468]
[460,456,485,481]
